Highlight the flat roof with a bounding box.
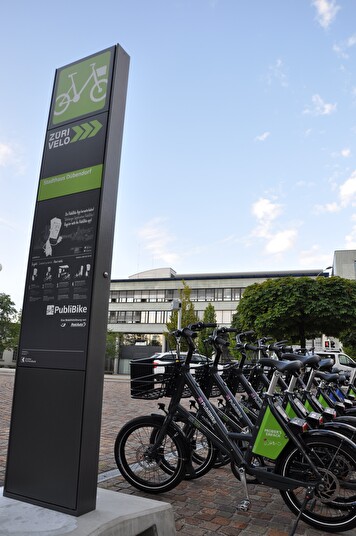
[111,269,323,283]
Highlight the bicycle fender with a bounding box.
[304,427,356,449]
[323,421,356,439]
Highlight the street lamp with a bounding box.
[316,266,332,277]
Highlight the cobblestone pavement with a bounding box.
[0,370,354,536]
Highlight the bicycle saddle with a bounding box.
[258,358,303,374]
[281,353,320,368]
[318,358,334,371]
[314,371,340,382]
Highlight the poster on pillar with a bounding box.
[18,47,115,371]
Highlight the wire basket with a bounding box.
[195,365,221,397]
[130,358,178,399]
[221,363,254,395]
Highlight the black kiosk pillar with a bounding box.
[4,44,129,515]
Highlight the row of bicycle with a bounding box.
[114,323,356,535]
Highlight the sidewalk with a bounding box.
[0,370,354,535]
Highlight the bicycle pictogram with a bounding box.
[54,62,108,116]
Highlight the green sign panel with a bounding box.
[52,50,111,125]
[38,164,103,200]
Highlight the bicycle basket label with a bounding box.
[52,51,111,125]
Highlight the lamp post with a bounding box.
[317,266,332,277]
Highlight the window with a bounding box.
[231,288,241,301]
[216,310,233,324]
[206,288,214,301]
[216,289,223,301]
[197,289,205,301]
[223,288,231,301]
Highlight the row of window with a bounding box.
[108,309,233,325]
[110,288,243,303]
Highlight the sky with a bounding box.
[1,0,356,309]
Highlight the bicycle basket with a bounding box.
[195,365,221,397]
[96,66,107,77]
[130,358,177,400]
[221,364,253,395]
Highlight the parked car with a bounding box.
[152,351,222,375]
[316,350,356,383]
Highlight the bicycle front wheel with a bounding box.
[276,434,356,533]
[90,79,108,102]
[114,415,187,493]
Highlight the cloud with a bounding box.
[266,58,288,88]
[331,148,351,158]
[315,170,356,212]
[254,131,271,142]
[0,141,26,177]
[265,229,297,254]
[303,94,337,116]
[345,215,356,248]
[341,148,351,158]
[250,197,298,254]
[138,217,179,265]
[333,33,356,59]
[312,0,340,29]
[299,245,332,267]
[251,197,282,238]
[0,143,13,166]
[339,172,356,206]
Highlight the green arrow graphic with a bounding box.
[88,119,103,137]
[71,120,103,142]
[71,125,84,142]
[80,123,93,140]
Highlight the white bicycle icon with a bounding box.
[54,62,108,116]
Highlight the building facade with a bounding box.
[107,266,323,372]
[107,250,356,372]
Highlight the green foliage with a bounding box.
[235,276,356,348]
[105,331,122,359]
[339,330,356,359]
[165,281,199,351]
[196,303,217,358]
[0,293,19,355]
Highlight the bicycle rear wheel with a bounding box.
[276,434,356,532]
[114,415,187,493]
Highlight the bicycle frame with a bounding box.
[67,63,101,102]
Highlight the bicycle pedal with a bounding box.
[237,499,251,511]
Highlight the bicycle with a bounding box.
[54,62,108,116]
[115,322,356,534]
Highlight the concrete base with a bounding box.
[0,487,176,536]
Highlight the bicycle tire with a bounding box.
[181,418,218,479]
[276,434,356,532]
[114,415,187,493]
[54,93,71,115]
[90,79,108,102]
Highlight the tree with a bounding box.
[106,330,120,359]
[196,303,217,358]
[165,281,199,351]
[339,330,356,359]
[0,293,19,355]
[234,276,356,348]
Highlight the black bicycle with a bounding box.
[115,322,356,534]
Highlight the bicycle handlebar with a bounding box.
[215,335,230,347]
[188,322,217,331]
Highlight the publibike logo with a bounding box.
[52,50,111,125]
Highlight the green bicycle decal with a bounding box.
[53,51,111,124]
